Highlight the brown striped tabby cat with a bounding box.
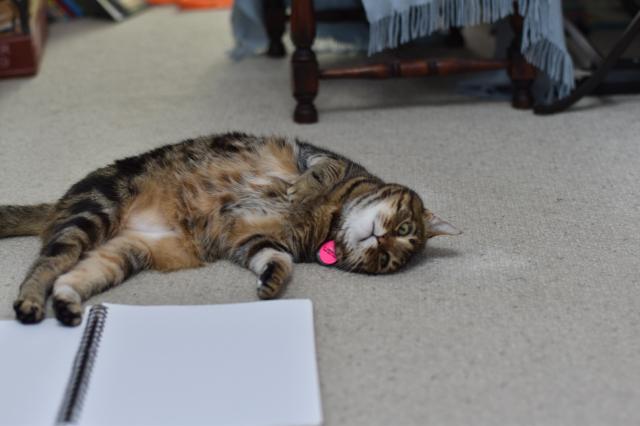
[1,133,460,326]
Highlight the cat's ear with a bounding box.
[423,210,462,238]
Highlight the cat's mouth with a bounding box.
[357,223,385,245]
[358,225,374,242]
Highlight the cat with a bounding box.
[0,133,461,326]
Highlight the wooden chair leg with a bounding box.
[508,11,536,109]
[291,0,319,123]
[264,0,286,58]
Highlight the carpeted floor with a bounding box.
[1,8,639,426]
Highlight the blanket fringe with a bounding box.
[368,0,574,101]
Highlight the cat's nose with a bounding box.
[376,234,391,245]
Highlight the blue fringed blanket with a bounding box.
[231,0,574,101]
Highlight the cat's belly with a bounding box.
[220,175,294,217]
[126,210,177,241]
[119,208,203,270]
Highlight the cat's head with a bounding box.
[334,184,460,274]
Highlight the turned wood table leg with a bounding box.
[508,9,536,109]
[291,0,319,123]
[264,0,286,58]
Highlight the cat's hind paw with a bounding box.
[53,298,83,326]
[13,297,45,324]
[52,286,83,326]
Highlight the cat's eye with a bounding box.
[379,252,390,268]
[397,223,411,236]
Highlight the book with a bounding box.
[91,0,146,22]
[0,0,47,78]
[0,300,323,426]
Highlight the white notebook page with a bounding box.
[78,300,323,426]
[0,316,87,426]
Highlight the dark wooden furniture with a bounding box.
[264,0,287,57]
[535,11,640,114]
[0,0,47,78]
[265,0,537,123]
[264,0,368,59]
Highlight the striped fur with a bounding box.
[1,133,460,326]
[0,204,55,237]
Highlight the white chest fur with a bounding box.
[126,210,177,241]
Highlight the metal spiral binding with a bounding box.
[56,304,108,424]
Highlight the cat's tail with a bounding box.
[0,204,56,238]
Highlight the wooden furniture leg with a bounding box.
[291,0,319,123]
[264,0,286,58]
[508,10,536,109]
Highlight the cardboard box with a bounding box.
[0,0,47,78]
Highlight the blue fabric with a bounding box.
[363,0,573,100]
[230,0,574,101]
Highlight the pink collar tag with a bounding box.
[317,240,338,266]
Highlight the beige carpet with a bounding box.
[1,8,640,426]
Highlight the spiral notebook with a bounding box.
[0,300,323,426]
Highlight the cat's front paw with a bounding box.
[13,297,45,324]
[286,183,304,204]
[286,179,318,206]
[257,261,288,300]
